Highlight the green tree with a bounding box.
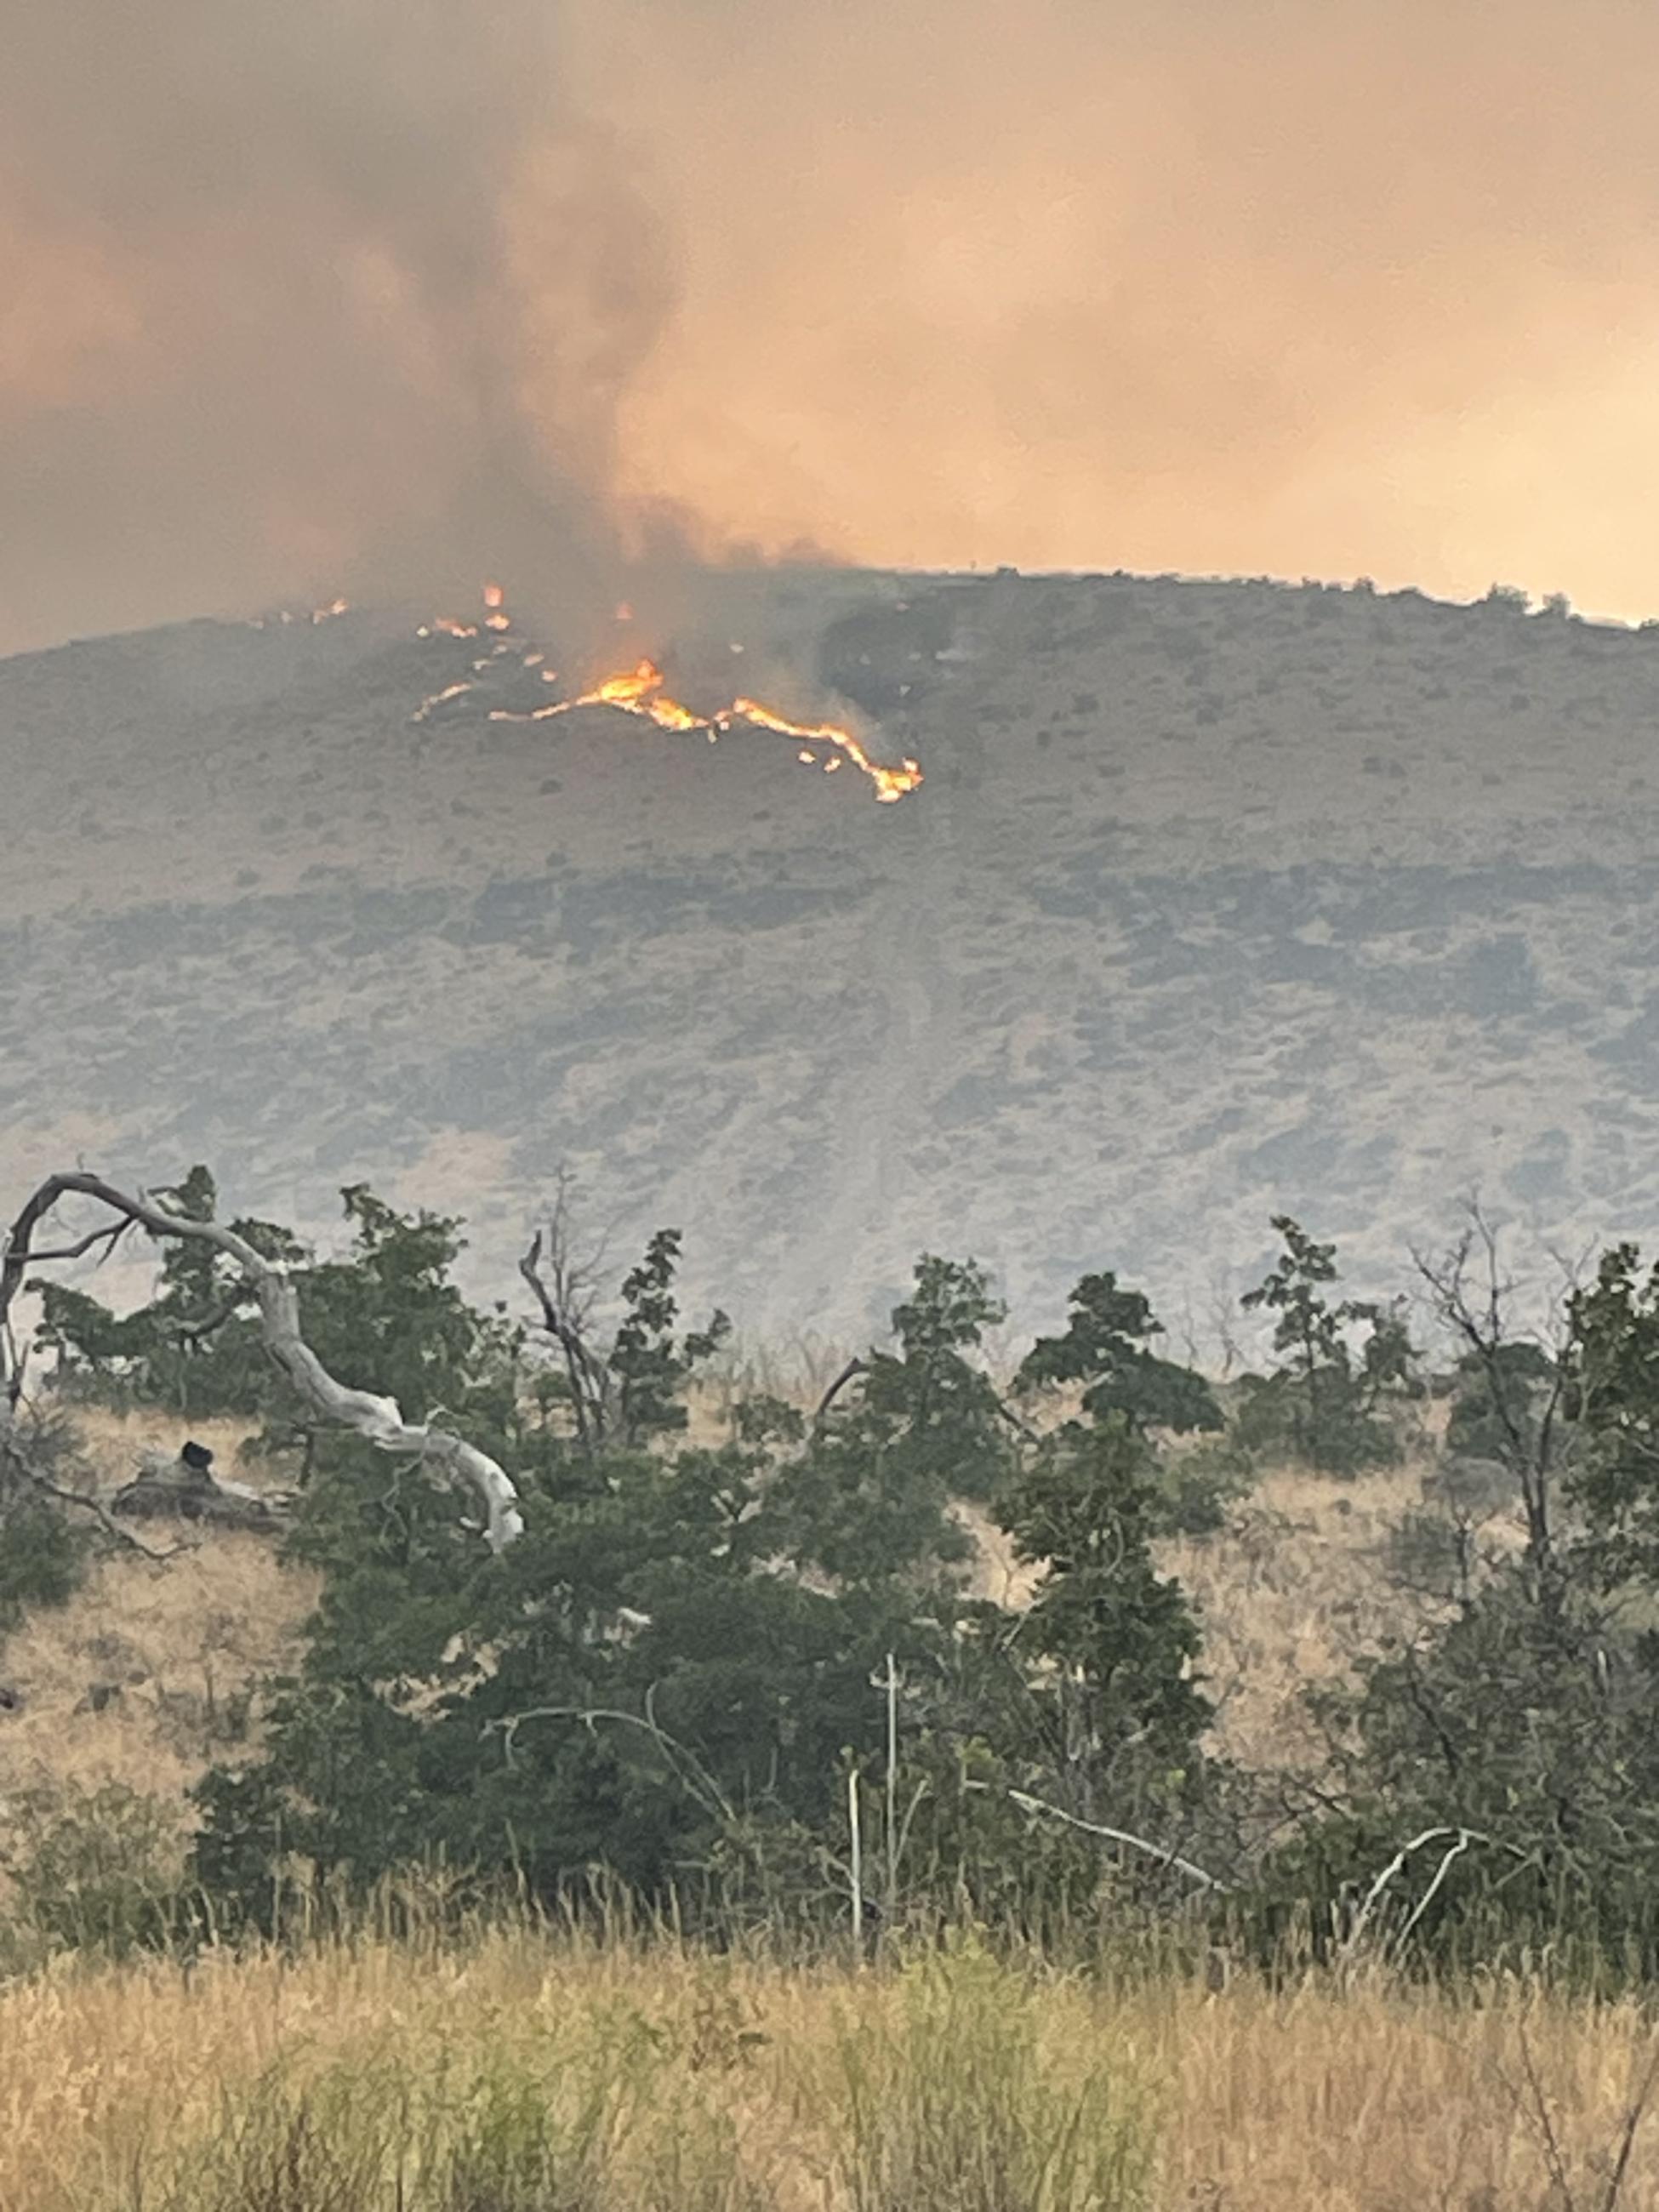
[607,1229,730,1447]
[31,1167,302,1421]
[1247,1227,1659,1975]
[1016,1270,1223,1438]
[767,1256,1015,1586]
[190,1234,981,1929]
[1238,1217,1416,1472]
[987,1271,1219,1875]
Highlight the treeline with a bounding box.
[10,1169,1659,1981]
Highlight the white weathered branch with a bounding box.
[1003,1785,1229,1890]
[1340,1821,1527,1960]
[2,1172,524,1552]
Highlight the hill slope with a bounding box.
[8,567,1659,1337]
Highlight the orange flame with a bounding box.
[413,680,474,722]
[731,698,924,803]
[418,585,923,803]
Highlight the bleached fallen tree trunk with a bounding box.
[0,1172,524,1553]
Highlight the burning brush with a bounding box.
[411,583,923,805]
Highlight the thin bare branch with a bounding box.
[521,1217,613,1451]
[1600,2033,1659,2212]
[488,1698,733,1827]
[1002,1785,1229,1890]
[1516,2017,1578,2212]
[16,1219,134,1271]
[813,1356,869,1428]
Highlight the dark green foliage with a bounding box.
[1251,1227,1659,1978]
[165,1227,1223,1936]
[1018,1272,1223,1439]
[31,1166,304,1422]
[1564,1243,1659,1587]
[1001,1417,1209,1773]
[1243,1561,1659,1976]
[866,1255,1014,1506]
[0,1491,86,1634]
[0,1414,89,1635]
[1445,1339,1557,1468]
[767,1256,1013,1584]
[987,1275,1218,1887]
[1146,1436,1254,1540]
[31,1174,525,1495]
[607,1229,731,1445]
[1238,1216,1418,1473]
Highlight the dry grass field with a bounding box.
[2,1918,1658,2209]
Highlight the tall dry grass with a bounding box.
[3,1911,1659,2209]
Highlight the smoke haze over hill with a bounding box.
[6,0,1659,655]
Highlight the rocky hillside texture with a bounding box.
[8,567,1659,1340]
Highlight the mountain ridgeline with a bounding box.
[7,567,1659,1338]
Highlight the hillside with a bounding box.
[0,1414,314,1838]
[9,566,1659,1338]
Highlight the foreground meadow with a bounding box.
[5,1924,1659,2210]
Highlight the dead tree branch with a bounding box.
[520,1172,617,1453]
[1412,1202,1569,1576]
[1341,1822,1530,1963]
[813,1356,869,1428]
[1001,1785,1229,1891]
[2,1172,524,1551]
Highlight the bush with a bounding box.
[0,1417,90,1634]
[1,1780,188,1960]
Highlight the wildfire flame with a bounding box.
[248,596,351,630]
[413,585,923,804]
[729,696,924,804]
[413,680,474,723]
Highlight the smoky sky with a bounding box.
[7,0,1659,657]
[0,0,667,653]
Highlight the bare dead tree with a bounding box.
[1205,1265,1246,1383]
[520,1171,615,1451]
[1412,1201,1571,1582]
[1,1172,524,1551]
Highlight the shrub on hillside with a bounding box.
[0,1412,90,1635]
[1,1780,186,1960]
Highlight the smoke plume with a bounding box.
[7,0,1659,655]
[0,0,664,653]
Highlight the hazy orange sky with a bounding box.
[4,0,1659,654]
